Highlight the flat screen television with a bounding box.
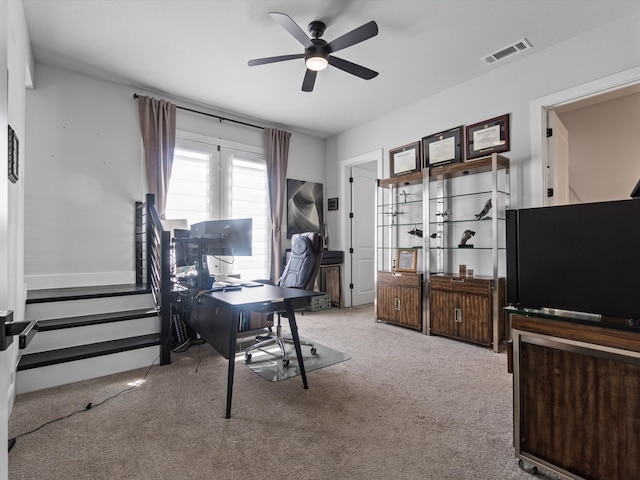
[506,199,640,319]
[189,218,252,256]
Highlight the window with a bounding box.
[165,134,269,281]
[165,149,210,224]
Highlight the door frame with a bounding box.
[339,149,383,308]
[530,66,640,207]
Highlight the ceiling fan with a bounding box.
[248,12,379,92]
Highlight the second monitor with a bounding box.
[189,218,253,256]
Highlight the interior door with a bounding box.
[349,165,376,306]
[547,110,570,205]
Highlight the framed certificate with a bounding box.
[422,126,463,167]
[396,249,418,273]
[465,114,510,160]
[389,141,421,178]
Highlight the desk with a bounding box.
[186,284,320,418]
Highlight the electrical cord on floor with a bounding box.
[195,342,202,373]
[8,354,160,453]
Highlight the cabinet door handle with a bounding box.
[454,307,462,322]
[394,298,400,311]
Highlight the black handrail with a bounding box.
[139,194,172,365]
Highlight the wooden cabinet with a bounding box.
[318,265,341,307]
[510,309,640,480]
[426,154,509,351]
[429,274,504,347]
[376,271,422,330]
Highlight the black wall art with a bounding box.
[286,178,324,238]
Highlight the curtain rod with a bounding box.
[133,93,265,131]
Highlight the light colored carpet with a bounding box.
[8,305,556,480]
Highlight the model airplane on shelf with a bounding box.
[437,209,452,217]
[408,227,423,238]
[383,210,405,217]
[475,199,492,220]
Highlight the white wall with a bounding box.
[3,1,33,478]
[24,65,325,289]
[325,11,640,253]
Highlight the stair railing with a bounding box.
[136,194,171,365]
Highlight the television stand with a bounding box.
[507,306,640,480]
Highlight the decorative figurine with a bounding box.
[475,199,492,220]
[458,229,475,248]
[437,209,452,218]
[408,227,423,238]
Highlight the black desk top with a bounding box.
[200,284,321,309]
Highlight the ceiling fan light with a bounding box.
[306,55,328,71]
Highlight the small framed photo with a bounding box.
[465,114,510,160]
[422,126,463,168]
[389,141,421,178]
[396,248,418,273]
[8,125,19,184]
[328,197,339,211]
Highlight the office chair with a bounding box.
[244,232,324,366]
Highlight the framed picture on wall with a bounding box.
[422,126,464,167]
[389,141,421,178]
[286,178,324,238]
[465,114,510,160]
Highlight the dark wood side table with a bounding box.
[508,306,640,480]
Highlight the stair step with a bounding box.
[17,334,161,371]
[36,308,158,332]
[26,284,150,304]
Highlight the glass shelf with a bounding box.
[378,198,423,209]
[428,217,506,225]
[428,189,510,202]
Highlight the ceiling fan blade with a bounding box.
[328,56,378,80]
[269,12,313,49]
[326,21,378,53]
[248,53,304,67]
[302,69,317,92]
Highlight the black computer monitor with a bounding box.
[189,218,252,256]
[173,228,192,267]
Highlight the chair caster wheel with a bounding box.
[245,353,252,363]
[310,347,317,355]
[283,358,290,367]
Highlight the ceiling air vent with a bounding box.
[482,38,532,65]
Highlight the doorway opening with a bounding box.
[340,149,383,307]
[532,66,640,206]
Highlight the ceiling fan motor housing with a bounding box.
[306,38,330,61]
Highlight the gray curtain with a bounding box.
[264,128,292,282]
[137,95,177,218]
